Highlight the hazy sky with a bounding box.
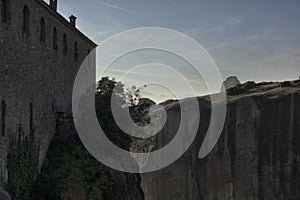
[53,0,300,101]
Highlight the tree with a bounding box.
[95,76,146,150]
[96,76,145,107]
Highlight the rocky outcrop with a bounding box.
[141,81,300,200]
[223,76,241,90]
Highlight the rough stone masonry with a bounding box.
[0,0,96,187]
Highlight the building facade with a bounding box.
[0,0,97,187]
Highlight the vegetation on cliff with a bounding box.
[31,77,145,200]
[6,128,39,200]
[32,135,108,200]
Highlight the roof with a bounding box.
[34,0,97,47]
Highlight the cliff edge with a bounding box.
[141,80,300,200]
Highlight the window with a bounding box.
[23,5,30,34]
[1,0,8,23]
[29,102,33,133]
[1,100,6,137]
[53,27,57,50]
[40,17,46,42]
[74,42,78,61]
[63,34,68,54]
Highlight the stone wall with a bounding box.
[0,0,96,187]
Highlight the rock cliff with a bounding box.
[141,80,300,200]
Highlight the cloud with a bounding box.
[184,15,244,37]
[95,31,109,36]
[138,35,153,43]
[223,46,300,82]
[99,2,135,14]
[226,16,244,26]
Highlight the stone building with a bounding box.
[0,0,97,187]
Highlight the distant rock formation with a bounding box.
[138,98,156,107]
[222,76,241,90]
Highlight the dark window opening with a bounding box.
[29,102,33,133]
[1,100,6,137]
[1,0,8,23]
[23,5,30,34]
[53,27,58,50]
[63,34,68,54]
[74,42,78,61]
[40,17,46,42]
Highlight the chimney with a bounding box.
[69,15,77,27]
[50,0,57,11]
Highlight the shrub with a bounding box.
[6,129,39,200]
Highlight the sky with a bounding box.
[52,0,300,102]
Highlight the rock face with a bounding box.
[223,76,241,90]
[141,81,300,200]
